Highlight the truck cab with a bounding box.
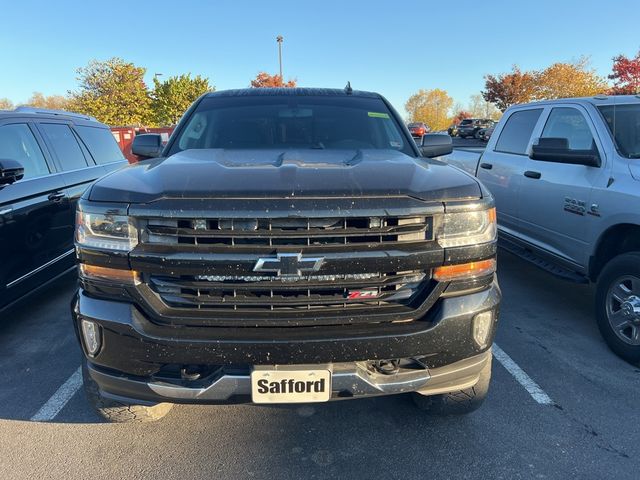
[72,88,501,422]
[447,95,640,364]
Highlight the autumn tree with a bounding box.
[451,110,472,125]
[536,59,608,99]
[0,98,13,110]
[23,92,69,110]
[68,57,152,125]
[250,72,297,88]
[468,93,501,120]
[151,74,213,126]
[482,66,538,112]
[405,89,453,131]
[609,50,640,94]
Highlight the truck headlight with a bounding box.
[75,210,138,251]
[438,207,496,248]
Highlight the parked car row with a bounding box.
[442,95,640,364]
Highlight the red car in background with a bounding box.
[407,122,431,138]
[111,126,175,163]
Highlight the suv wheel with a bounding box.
[596,252,640,365]
[474,130,483,139]
[411,354,491,415]
[82,362,173,423]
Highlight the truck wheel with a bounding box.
[596,252,640,365]
[412,354,491,415]
[82,362,173,423]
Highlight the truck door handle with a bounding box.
[524,171,541,179]
[479,163,493,170]
[48,191,65,202]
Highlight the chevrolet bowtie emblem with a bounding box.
[253,253,324,276]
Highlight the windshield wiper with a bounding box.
[310,142,325,149]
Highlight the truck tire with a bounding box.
[595,252,640,365]
[411,354,491,415]
[82,362,173,423]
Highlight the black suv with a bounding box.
[0,107,125,311]
[72,88,500,422]
[457,118,495,139]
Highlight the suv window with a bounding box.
[39,123,88,171]
[459,119,473,126]
[541,107,595,150]
[495,109,543,155]
[0,123,49,179]
[75,125,124,164]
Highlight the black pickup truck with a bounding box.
[72,88,500,422]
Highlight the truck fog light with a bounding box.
[81,320,101,356]
[473,311,493,348]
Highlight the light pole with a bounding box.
[276,35,283,80]
[154,73,163,84]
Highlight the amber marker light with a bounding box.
[433,258,496,282]
[79,264,140,285]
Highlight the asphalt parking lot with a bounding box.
[1,247,638,480]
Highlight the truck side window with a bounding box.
[541,107,594,150]
[39,123,89,171]
[0,123,50,179]
[494,109,543,155]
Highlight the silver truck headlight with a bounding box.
[75,211,138,251]
[438,207,496,248]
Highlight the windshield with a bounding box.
[169,95,414,156]
[598,103,640,158]
[459,119,473,125]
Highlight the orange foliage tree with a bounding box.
[250,72,297,88]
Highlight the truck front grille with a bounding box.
[147,270,428,313]
[143,216,432,248]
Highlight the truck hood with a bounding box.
[89,149,481,204]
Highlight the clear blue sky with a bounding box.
[1,0,637,115]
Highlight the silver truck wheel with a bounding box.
[596,253,640,364]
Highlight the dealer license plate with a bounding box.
[251,368,331,404]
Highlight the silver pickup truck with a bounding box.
[443,95,640,364]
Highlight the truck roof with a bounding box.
[513,94,640,109]
[205,87,381,99]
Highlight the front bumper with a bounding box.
[73,280,500,404]
[87,351,491,405]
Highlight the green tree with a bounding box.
[0,98,14,110]
[404,88,453,131]
[151,74,213,126]
[23,92,69,110]
[68,57,151,126]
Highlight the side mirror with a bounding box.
[530,137,600,167]
[132,134,164,159]
[419,133,453,158]
[0,159,25,186]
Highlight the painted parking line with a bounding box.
[493,344,554,405]
[31,366,82,422]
